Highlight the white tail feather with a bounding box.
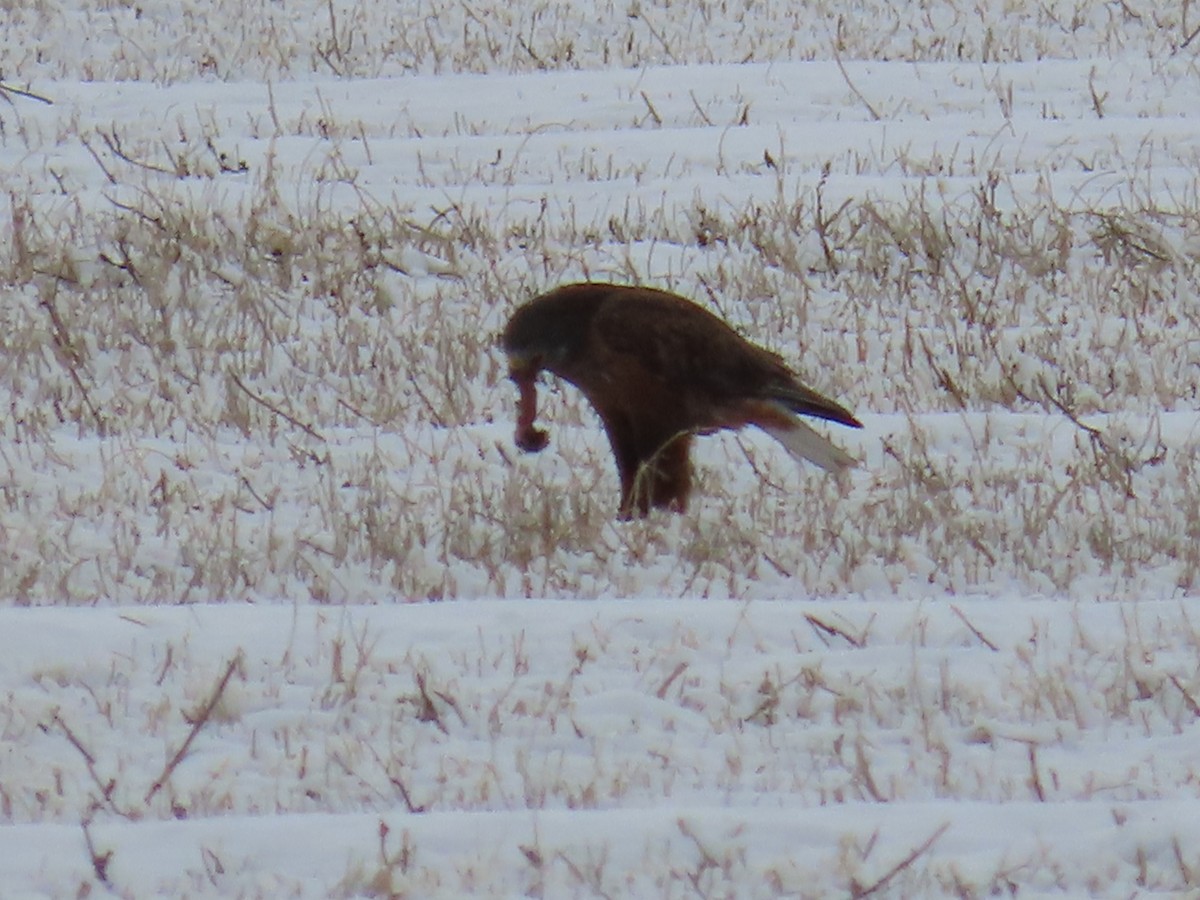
[760,418,857,472]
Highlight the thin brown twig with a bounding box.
[677,818,722,885]
[39,288,107,435]
[950,605,999,652]
[365,744,427,813]
[831,18,881,121]
[81,807,113,886]
[53,714,119,810]
[1168,674,1200,717]
[0,81,53,104]
[851,823,950,897]
[805,612,864,648]
[98,128,176,177]
[688,90,714,127]
[854,737,885,801]
[413,670,448,734]
[79,135,119,185]
[631,7,679,63]
[655,661,688,699]
[145,653,244,802]
[1027,743,1046,801]
[227,369,326,442]
[639,90,662,126]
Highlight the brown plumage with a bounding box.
[501,283,862,518]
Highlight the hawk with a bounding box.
[501,283,862,517]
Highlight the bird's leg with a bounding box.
[620,432,693,517]
[512,371,549,452]
[648,433,692,512]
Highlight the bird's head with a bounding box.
[501,286,609,453]
[500,287,600,381]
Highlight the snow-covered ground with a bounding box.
[2,1,1200,895]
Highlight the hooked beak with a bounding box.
[505,350,541,381]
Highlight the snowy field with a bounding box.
[3,1,1200,896]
